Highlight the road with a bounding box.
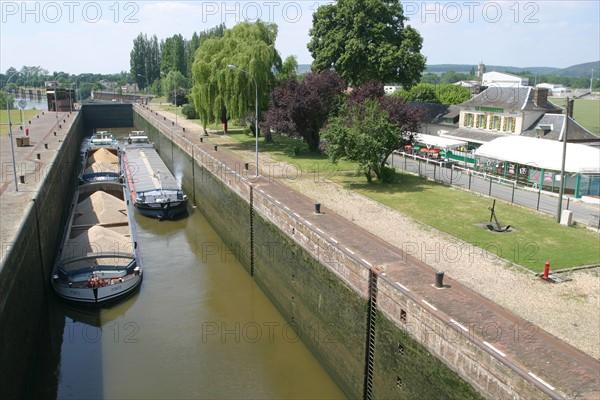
[388,153,600,229]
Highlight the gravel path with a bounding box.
[153,106,600,360]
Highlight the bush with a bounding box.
[380,166,398,183]
[287,143,302,156]
[181,103,197,119]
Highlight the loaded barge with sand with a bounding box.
[51,137,142,305]
[122,131,188,220]
[79,132,121,184]
[51,181,142,304]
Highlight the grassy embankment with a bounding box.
[0,110,42,136]
[223,130,600,273]
[548,98,600,134]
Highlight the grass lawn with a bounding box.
[226,130,599,272]
[548,98,600,134]
[332,173,599,272]
[225,131,360,175]
[0,110,43,136]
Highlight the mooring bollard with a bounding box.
[435,271,445,288]
[53,132,57,136]
[214,145,218,151]
[543,262,550,280]
[19,175,25,184]
[244,162,249,170]
[44,143,48,149]
[315,203,321,214]
[200,137,203,142]
[36,153,41,160]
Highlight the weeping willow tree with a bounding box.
[191,21,281,132]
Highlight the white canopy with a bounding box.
[415,134,467,149]
[475,136,600,174]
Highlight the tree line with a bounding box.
[127,0,430,183]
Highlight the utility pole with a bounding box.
[556,97,570,223]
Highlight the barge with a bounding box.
[122,131,188,220]
[79,133,121,184]
[51,181,142,305]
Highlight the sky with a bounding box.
[1,0,599,75]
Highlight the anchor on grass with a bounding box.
[487,200,511,232]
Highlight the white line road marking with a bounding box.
[361,259,373,267]
[421,300,438,311]
[395,282,410,292]
[329,237,338,244]
[450,319,468,332]
[483,341,506,357]
[345,248,355,255]
[527,372,555,391]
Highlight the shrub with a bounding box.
[181,103,198,119]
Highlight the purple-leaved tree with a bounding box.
[262,70,346,151]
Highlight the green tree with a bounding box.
[440,70,468,84]
[162,70,188,99]
[161,34,186,76]
[396,83,439,103]
[421,73,441,85]
[0,89,15,110]
[323,100,404,182]
[308,0,426,87]
[277,55,298,84]
[186,24,226,79]
[191,21,281,131]
[130,33,160,90]
[437,84,471,104]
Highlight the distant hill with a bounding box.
[557,61,600,78]
[426,62,599,78]
[298,61,598,79]
[298,64,311,75]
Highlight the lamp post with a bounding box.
[556,97,570,223]
[5,71,20,191]
[227,65,259,177]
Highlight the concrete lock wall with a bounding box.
[133,108,508,399]
[0,113,84,399]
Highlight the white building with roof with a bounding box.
[482,71,529,88]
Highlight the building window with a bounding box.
[464,113,474,127]
[476,114,487,129]
[492,116,501,130]
[503,117,516,133]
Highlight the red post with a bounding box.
[543,262,550,280]
[25,128,29,137]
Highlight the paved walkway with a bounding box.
[140,104,599,399]
[0,109,79,265]
[388,154,600,228]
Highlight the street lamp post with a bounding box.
[227,65,259,177]
[5,71,20,191]
[556,97,570,223]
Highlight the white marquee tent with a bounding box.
[474,136,600,174]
